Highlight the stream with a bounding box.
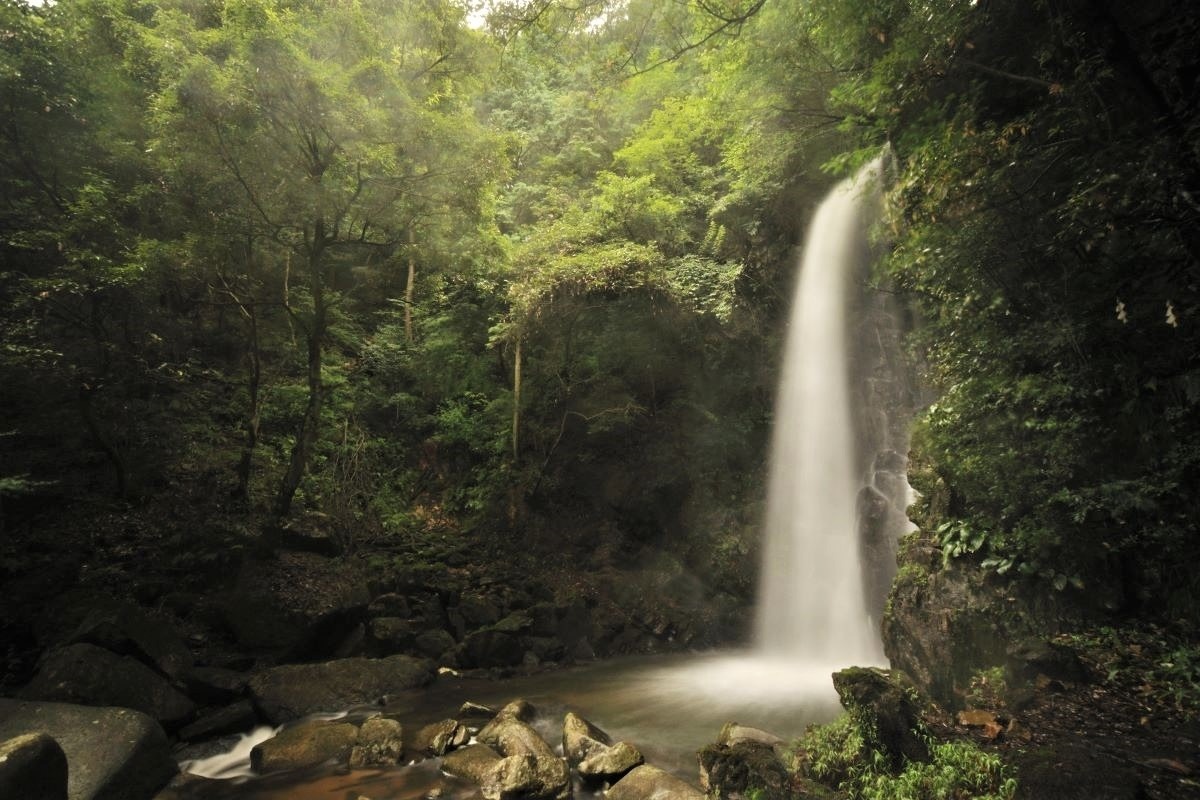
[174,650,850,799]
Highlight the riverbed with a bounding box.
[173,650,852,799]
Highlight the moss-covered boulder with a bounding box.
[699,739,790,800]
[831,667,928,769]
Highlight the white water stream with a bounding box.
[755,156,887,663]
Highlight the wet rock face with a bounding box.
[881,535,1089,710]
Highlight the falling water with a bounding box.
[755,155,888,664]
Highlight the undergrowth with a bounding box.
[797,713,1017,800]
[1060,624,1200,718]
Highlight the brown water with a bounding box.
[173,651,849,799]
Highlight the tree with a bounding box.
[147,0,501,519]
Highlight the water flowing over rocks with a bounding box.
[249,720,359,773]
[0,699,177,800]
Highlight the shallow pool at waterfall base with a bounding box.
[167,651,862,799]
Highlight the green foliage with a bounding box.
[801,0,1200,609]
[852,740,1016,800]
[798,713,1016,800]
[1063,625,1200,718]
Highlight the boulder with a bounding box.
[250,721,359,773]
[457,594,503,628]
[367,593,412,618]
[182,666,248,705]
[366,617,418,655]
[562,711,612,765]
[349,717,403,768]
[577,741,643,783]
[18,643,195,728]
[0,733,68,800]
[177,700,259,743]
[717,723,784,748]
[480,754,571,800]
[832,667,928,769]
[607,765,706,800]
[441,743,502,785]
[247,654,434,724]
[414,629,457,660]
[478,718,557,760]
[698,740,790,800]
[65,602,193,680]
[461,629,523,668]
[222,552,370,658]
[475,699,535,745]
[411,719,464,757]
[0,699,177,800]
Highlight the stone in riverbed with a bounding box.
[18,643,196,729]
[0,698,177,800]
[250,721,359,773]
[412,719,466,757]
[561,711,612,765]
[717,722,784,748]
[477,718,556,760]
[247,654,434,724]
[349,717,404,768]
[441,743,502,784]
[480,754,571,800]
[0,732,68,800]
[607,765,705,800]
[577,741,643,783]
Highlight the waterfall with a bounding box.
[754,155,889,664]
[637,153,902,715]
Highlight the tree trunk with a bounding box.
[511,337,522,461]
[78,382,127,499]
[275,240,327,519]
[404,226,416,343]
[233,303,262,504]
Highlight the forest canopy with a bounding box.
[2,0,1197,619]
